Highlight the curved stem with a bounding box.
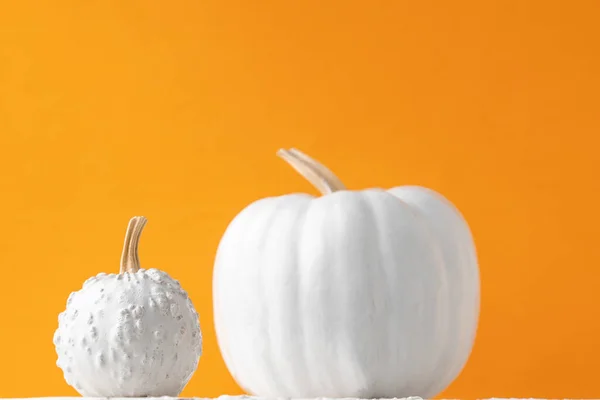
[276,148,346,195]
[288,148,346,191]
[119,216,148,273]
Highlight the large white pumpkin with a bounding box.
[213,149,480,399]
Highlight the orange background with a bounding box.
[1,1,599,399]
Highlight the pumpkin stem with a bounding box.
[119,216,148,274]
[277,148,346,195]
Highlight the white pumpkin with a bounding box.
[54,216,202,397]
[213,149,480,399]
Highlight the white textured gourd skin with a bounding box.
[213,186,479,399]
[54,268,202,397]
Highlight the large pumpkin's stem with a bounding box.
[120,216,147,273]
[276,148,346,195]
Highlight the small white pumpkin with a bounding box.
[54,216,202,397]
[213,149,480,399]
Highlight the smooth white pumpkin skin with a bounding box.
[213,186,479,399]
[54,268,202,397]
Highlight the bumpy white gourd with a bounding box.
[54,216,202,397]
[213,149,480,399]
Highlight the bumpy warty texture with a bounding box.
[54,268,202,397]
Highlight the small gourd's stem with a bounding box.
[276,148,346,195]
[120,216,147,273]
